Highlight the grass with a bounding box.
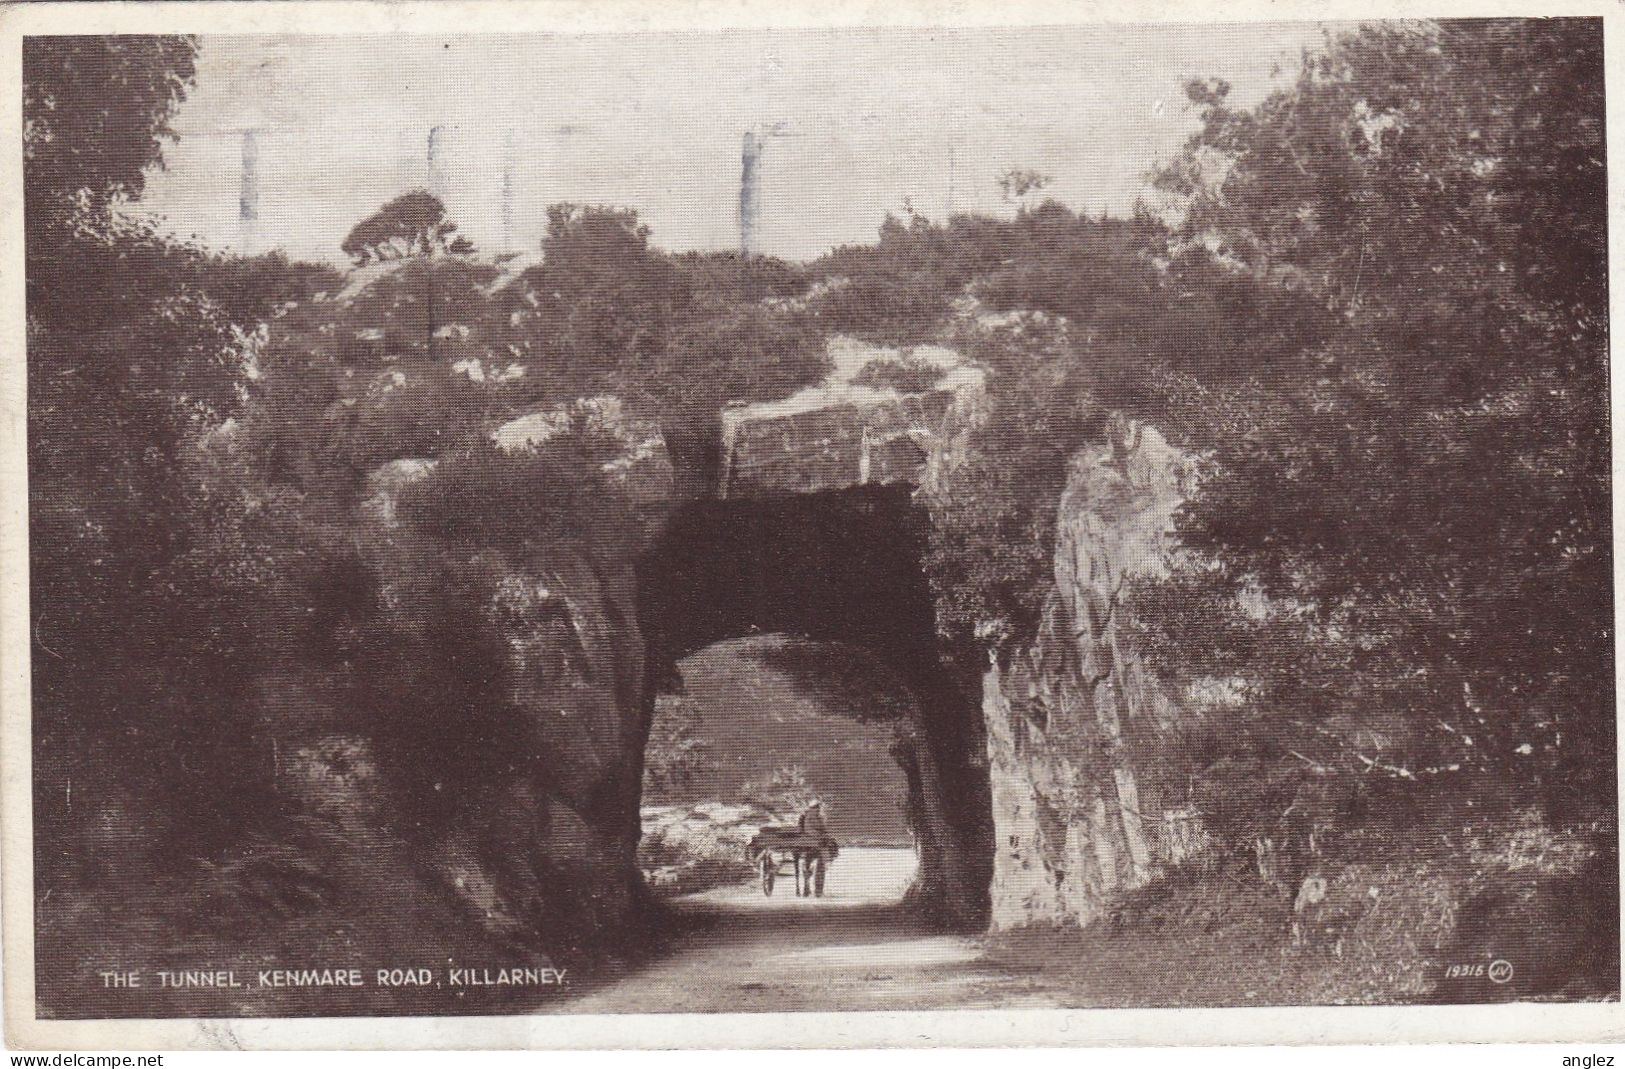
[35,830,575,1018]
[982,811,1618,1007]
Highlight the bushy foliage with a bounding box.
[803,203,1197,661]
[811,203,1262,662]
[514,204,683,389]
[808,213,979,343]
[346,545,518,831]
[396,404,649,555]
[822,20,1610,845]
[25,37,348,861]
[925,325,1097,655]
[747,637,919,725]
[653,301,827,444]
[23,35,197,221]
[884,207,1196,655]
[247,253,511,505]
[671,250,811,304]
[1126,18,1612,829]
[248,199,832,517]
[494,205,831,451]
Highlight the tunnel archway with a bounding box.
[634,484,993,929]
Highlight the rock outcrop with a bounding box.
[720,337,985,498]
[353,398,675,955]
[983,418,1204,929]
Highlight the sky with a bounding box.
[136,24,1336,266]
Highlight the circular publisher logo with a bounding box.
[1489,959,1514,984]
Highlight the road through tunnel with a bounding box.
[634,484,993,930]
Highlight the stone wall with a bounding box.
[983,418,1204,930]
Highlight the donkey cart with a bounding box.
[746,826,840,898]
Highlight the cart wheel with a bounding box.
[759,854,775,896]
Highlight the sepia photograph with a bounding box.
[3,0,1619,1048]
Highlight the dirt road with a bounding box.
[557,847,1059,1013]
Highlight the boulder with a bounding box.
[719,337,985,498]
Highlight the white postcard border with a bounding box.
[2,0,1621,1050]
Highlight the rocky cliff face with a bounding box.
[982,419,1204,929]
[356,398,674,955]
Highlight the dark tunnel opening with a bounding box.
[633,484,993,930]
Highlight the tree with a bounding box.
[523,204,684,385]
[23,36,197,225]
[340,190,473,264]
[25,36,347,864]
[1130,19,1611,827]
[25,36,218,718]
[653,301,827,441]
[642,694,716,799]
[499,204,830,460]
[540,204,657,286]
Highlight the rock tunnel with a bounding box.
[635,483,994,928]
[338,341,998,975]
